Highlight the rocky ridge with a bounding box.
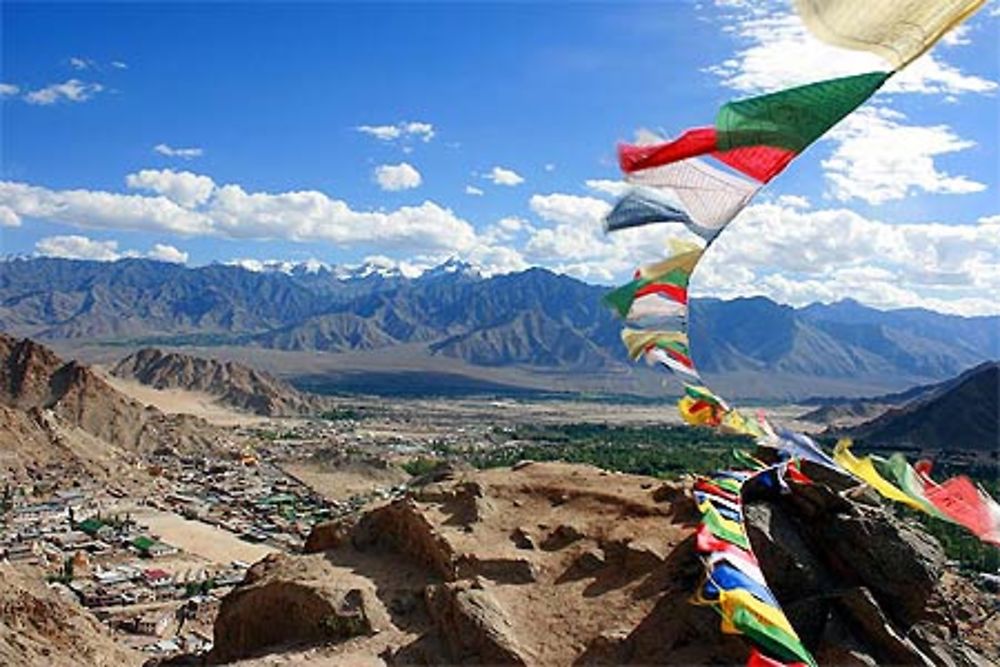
[112,348,326,417]
[0,334,223,482]
[845,361,999,455]
[206,462,999,666]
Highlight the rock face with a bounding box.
[208,462,1000,665]
[0,563,140,667]
[112,348,325,417]
[0,334,221,482]
[211,553,394,663]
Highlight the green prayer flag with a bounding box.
[702,504,749,549]
[731,606,817,666]
[716,71,890,152]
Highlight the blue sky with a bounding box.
[1,1,998,315]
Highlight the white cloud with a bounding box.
[357,124,402,141]
[125,169,216,208]
[357,254,426,279]
[0,83,19,97]
[481,216,531,244]
[774,194,810,209]
[892,53,998,95]
[464,185,484,196]
[24,79,104,105]
[226,258,309,274]
[154,143,204,159]
[940,25,971,47]
[485,166,524,186]
[111,61,128,69]
[373,162,422,191]
[522,191,682,281]
[401,121,434,142]
[708,10,997,96]
[530,192,610,227]
[3,181,211,236]
[544,164,556,172]
[69,57,92,70]
[35,235,122,261]
[498,216,527,233]
[585,179,631,197]
[147,243,188,264]
[464,244,530,276]
[517,185,999,314]
[356,120,435,143]
[693,201,1000,315]
[34,234,189,264]
[822,107,986,204]
[0,206,21,227]
[1,171,479,255]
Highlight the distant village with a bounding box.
[0,428,407,659]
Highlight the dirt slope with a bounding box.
[0,563,141,667]
[0,334,223,483]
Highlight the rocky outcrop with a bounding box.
[215,463,690,664]
[0,334,65,409]
[425,578,533,665]
[209,462,1000,666]
[0,563,141,667]
[112,348,326,417]
[0,335,223,483]
[210,553,393,663]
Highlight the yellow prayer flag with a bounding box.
[833,439,927,511]
[719,588,797,638]
[794,0,986,68]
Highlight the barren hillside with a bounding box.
[112,348,327,417]
[0,334,224,483]
[0,563,141,667]
[207,462,999,666]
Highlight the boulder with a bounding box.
[425,579,532,665]
[210,554,390,663]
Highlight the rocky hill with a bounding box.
[111,348,326,417]
[0,334,222,483]
[846,361,999,455]
[0,563,141,666]
[802,360,997,428]
[204,462,998,665]
[2,257,997,399]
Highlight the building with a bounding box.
[77,517,105,537]
[131,536,177,558]
[4,541,43,565]
[143,568,173,588]
[135,611,171,636]
[94,568,130,586]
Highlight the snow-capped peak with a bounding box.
[226,258,332,275]
[420,257,483,280]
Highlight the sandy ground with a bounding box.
[133,509,278,565]
[282,463,408,501]
[98,370,267,428]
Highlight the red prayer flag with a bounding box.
[748,646,808,667]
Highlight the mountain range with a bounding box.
[843,361,998,458]
[1,257,997,400]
